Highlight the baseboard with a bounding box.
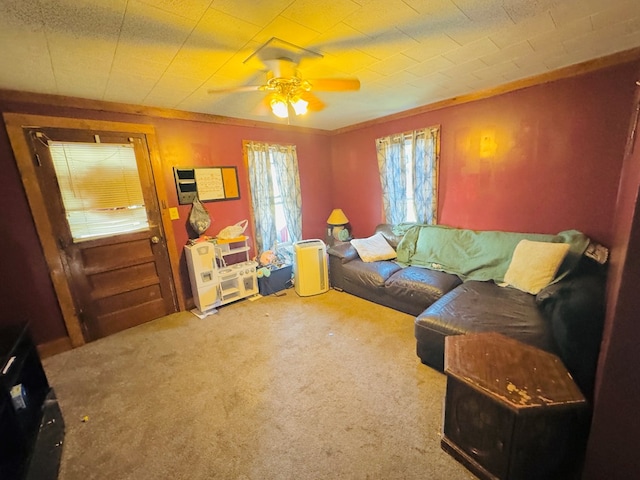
[37,337,73,358]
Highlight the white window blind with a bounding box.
[48,141,149,242]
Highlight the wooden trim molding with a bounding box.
[37,336,73,359]
[2,113,185,346]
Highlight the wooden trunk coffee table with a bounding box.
[442,332,588,480]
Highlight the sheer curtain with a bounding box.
[245,140,302,253]
[376,135,407,225]
[376,127,439,225]
[412,127,439,225]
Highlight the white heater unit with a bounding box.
[293,239,329,297]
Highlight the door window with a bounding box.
[48,141,150,242]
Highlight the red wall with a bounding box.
[332,62,639,246]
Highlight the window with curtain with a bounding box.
[244,140,302,254]
[375,126,440,225]
[49,141,149,242]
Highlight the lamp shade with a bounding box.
[327,208,349,225]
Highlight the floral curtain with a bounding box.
[376,127,439,225]
[245,141,302,253]
[412,127,439,225]
[376,135,407,225]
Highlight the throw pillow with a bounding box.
[351,232,397,263]
[504,240,570,295]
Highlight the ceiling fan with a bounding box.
[208,38,361,120]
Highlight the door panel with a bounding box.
[27,127,177,341]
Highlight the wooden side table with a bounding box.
[442,333,588,480]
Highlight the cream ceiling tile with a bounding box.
[354,28,421,61]
[319,50,379,75]
[528,17,593,53]
[54,68,110,98]
[282,0,361,33]
[405,55,456,77]
[144,77,203,106]
[549,0,606,27]
[212,40,283,84]
[209,0,295,27]
[116,0,194,63]
[443,37,500,65]
[298,60,355,80]
[445,22,495,46]
[250,15,323,49]
[136,0,211,21]
[46,33,116,76]
[452,0,512,24]
[308,21,370,55]
[501,0,556,23]
[110,50,167,76]
[512,42,567,70]
[0,45,56,93]
[164,50,237,81]
[471,60,521,81]
[408,71,452,89]
[103,72,157,102]
[186,7,262,52]
[354,68,386,86]
[439,58,488,79]
[373,69,420,88]
[342,0,421,34]
[38,0,126,48]
[488,12,556,49]
[590,1,640,30]
[402,34,460,62]
[480,41,535,66]
[564,24,640,62]
[367,54,419,76]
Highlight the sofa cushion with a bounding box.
[350,233,397,262]
[415,281,558,371]
[385,266,462,307]
[342,259,402,289]
[504,240,570,294]
[327,241,359,264]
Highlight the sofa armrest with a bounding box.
[327,241,359,264]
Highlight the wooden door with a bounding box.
[26,127,177,341]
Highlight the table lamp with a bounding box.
[326,209,351,243]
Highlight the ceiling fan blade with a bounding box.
[208,85,263,94]
[299,91,325,112]
[308,78,360,91]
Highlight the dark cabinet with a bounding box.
[0,324,64,480]
[442,333,589,480]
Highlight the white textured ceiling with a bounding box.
[1,0,639,130]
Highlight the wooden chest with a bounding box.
[442,333,588,480]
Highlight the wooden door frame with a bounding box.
[3,113,185,347]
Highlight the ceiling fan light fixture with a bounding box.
[270,97,289,118]
[291,96,308,116]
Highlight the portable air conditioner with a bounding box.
[293,239,329,297]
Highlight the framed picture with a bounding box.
[174,166,240,204]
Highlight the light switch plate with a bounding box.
[169,207,179,220]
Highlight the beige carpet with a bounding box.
[43,289,477,480]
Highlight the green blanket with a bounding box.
[395,225,590,283]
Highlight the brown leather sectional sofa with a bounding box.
[327,224,606,400]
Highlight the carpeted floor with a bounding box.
[43,289,477,480]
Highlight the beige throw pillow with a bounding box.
[350,233,397,263]
[504,240,570,294]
